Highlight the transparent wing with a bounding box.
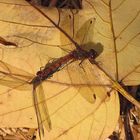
[74,17,104,56]
[0,60,33,90]
[39,60,119,139]
[35,84,52,133]
[75,17,96,46]
[48,59,112,103]
[33,85,43,137]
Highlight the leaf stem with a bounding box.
[93,60,140,109]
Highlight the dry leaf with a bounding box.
[0,0,139,140]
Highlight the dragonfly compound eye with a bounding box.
[89,49,98,59]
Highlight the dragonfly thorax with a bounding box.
[73,48,97,60]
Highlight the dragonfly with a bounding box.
[0,1,139,139]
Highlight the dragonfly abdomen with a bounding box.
[30,51,75,86]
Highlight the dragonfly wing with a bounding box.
[33,85,44,137]
[75,17,104,55]
[49,59,112,103]
[40,61,119,140]
[0,60,34,90]
[35,84,52,133]
[75,17,96,45]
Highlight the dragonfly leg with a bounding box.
[79,60,86,72]
[41,59,57,69]
[40,66,45,71]
[79,59,84,66]
[48,58,57,63]
[97,61,102,66]
[44,58,58,69]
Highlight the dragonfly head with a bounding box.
[89,49,98,59]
